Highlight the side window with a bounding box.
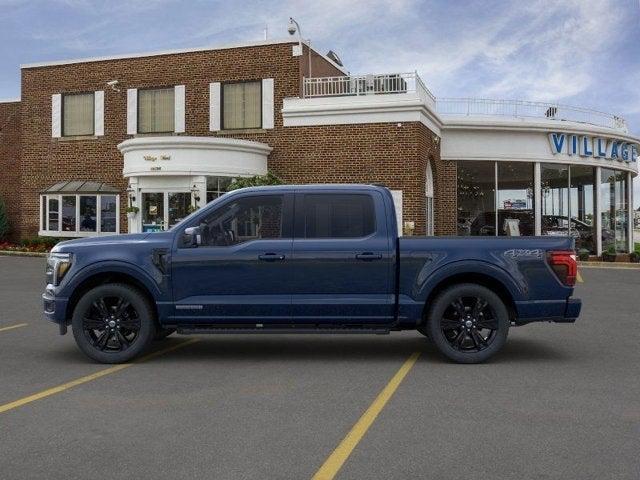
[199,195,284,247]
[303,194,375,239]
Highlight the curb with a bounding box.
[578,261,640,269]
[0,251,48,258]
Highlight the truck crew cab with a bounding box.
[43,185,581,364]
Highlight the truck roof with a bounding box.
[230,184,391,194]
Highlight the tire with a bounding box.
[426,283,509,364]
[154,328,176,341]
[71,283,157,363]
[417,327,430,340]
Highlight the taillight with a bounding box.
[547,250,577,286]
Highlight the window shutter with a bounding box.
[209,82,221,131]
[127,88,137,135]
[174,85,185,133]
[261,78,274,129]
[51,94,62,138]
[94,90,104,136]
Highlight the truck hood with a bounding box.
[52,232,171,252]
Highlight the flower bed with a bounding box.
[0,237,61,253]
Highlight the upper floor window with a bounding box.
[223,81,261,130]
[63,92,94,136]
[138,87,175,133]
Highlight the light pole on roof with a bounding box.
[288,17,312,79]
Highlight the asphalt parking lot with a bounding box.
[0,256,639,480]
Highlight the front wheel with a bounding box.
[426,283,509,364]
[71,283,156,363]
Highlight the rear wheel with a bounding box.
[71,283,156,363]
[426,283,509,364]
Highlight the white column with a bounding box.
[628,171,633,253]
[127,177,140,234]
[534,162,541,236]
[595,167,602,256]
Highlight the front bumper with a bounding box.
[43,287,70,334]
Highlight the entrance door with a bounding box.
[171,192,294,323]
[141,191,191,232]
[290,191,394,324]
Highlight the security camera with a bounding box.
[287,18,297,35]
[106,80,120,92]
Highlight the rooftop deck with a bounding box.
[302,73,628,133]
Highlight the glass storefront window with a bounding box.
[48,197,59,231]
[541,163,569,236]
[168,192,191,228]
[457,161,495,235]
[79,196,97,232]
[40,193,119,236]
[61,196,76,232]
[100,195,117,233]
[142,192,165,232]
[206,176,233,203]
[497,163,535,236]
[569,166,596,253]
[601,168,628,253]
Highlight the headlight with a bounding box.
[46,253,73,286]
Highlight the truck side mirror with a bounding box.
[183,226,202,247]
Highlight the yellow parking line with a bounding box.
[0,323,28,333]
[312,351,421,480]
[577,272,583,283]
[0,338,198,415]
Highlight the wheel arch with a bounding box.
[65,271,159,327]
[420,272,517,326]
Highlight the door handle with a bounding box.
[258,253,286,262]
[355,252,383,261]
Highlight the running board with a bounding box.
[176,326,391,335]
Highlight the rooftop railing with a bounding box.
[436,97,628,132]
[302,72,436,107]
[301,74,628,132]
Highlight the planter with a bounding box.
[601,253,617,262]
[630,252,640,263]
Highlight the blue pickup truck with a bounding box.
[43,184,580,364]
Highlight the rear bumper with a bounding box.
[514,297,581,325]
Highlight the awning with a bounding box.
[41,181,120,194]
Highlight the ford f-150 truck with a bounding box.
[43,184,581,364]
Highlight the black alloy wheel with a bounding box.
[440,296,498,352]
[82,296,141,353]
[426,283,509,364]
[72,283,156,363]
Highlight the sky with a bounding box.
[1,0,639,204]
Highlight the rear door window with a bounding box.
[302,194,376,239]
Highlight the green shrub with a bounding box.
[577,248,590,261]
[227,172,283,191]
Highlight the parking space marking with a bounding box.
[311,351,421,480]
[577,272,583,283]
[0,338,199,415]
[0,323,28,333]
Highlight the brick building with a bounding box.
[1,38,638,254]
